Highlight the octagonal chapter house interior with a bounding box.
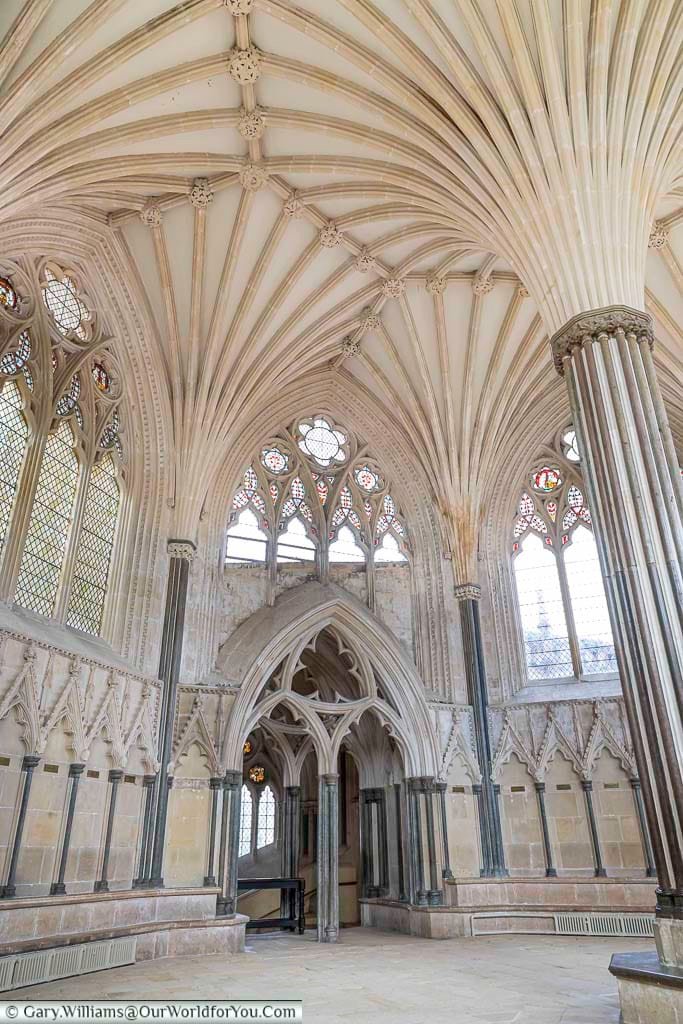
[0,2,681,1022]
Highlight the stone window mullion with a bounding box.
[556,548,583,678]
[53,457,91,623]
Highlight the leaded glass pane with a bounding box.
[0,382,28,557]
[66,455,119,635]
[256,786,276,849]
[374,533,406,563]
[329,524,365,563]
[15,421,78,617]
[225,508,267,563]
[239,785,253,857]
[563,526,617,674]
[513,533,573,680]
[277,517,316,562]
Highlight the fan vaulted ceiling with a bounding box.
[0,0,681,578]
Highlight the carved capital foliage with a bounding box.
[167,539,196,561]
[550,305,655,375]
[139,203,162,227]
[382,277,405,299]
[283,192,304,219]
[472,274,493,295]
[189,178,214,209]
[648,221,669,249]
[359,308,382,334]
[319,222,344,248]
[341,335,360,358]
[238,106,265,139]
[454,583,481,602]
[223,0,253,13]
[426,276,447,295]
[355,249,376,273]
[239,162,269,192]
[228,47,262,83]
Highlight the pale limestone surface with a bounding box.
[15,929,655,1024]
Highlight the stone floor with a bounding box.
[15,929,654,1024]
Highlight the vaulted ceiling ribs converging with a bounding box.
[0,0,680,575]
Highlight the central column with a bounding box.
[281,785,301,921]
[148,539,195,888]
[317,774,339,943]
[455,584,507,877]
[551,306,683,964]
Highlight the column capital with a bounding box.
[142,774,156,787]
[21,755,40,771]
[454,582,481,602]
[69,763,86,778]
[434,781,447,793]
[167,538,196,561]
[550,305,654,375]
[107,769,123,783]
[320,773,339,785]
[581,779,593,792]
[209,777,223,789]
[534,781,546,793]
[223,769,242,788]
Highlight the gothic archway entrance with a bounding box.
[216,582,445,942]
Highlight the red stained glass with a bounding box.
[0,277,17,310]
[91,362,110,392]
[533,466,562,492]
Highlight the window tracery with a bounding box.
[0,258,126,637]
[511,426,617,682]
[225,415,409,576]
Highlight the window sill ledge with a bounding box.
[505,675,622,705]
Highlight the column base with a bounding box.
[0,885,15,899]
[442,869,454,881]
[49,882,66,896]
[216,898,236,918]
[480,868,510,879]
[655,917,683,968]
[427,890,444,907]
[93,880,109,893]
[323,925,338,943]
[203,876,217,888]
[609,952,683,1023]
[132,878,147,889]
[148,876,164,889]
[545,868,558,878]
[415,890,428,906]
[594,868,608,878]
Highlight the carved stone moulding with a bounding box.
[454,583,481,602]
[283,192,304,219]
[550,304,655,375]
[359,308,381,334]
[472,275,493,296]
[319,222,344,248]
[355,249,376,273]
[648,221,669,249]
[425,276,447,295]
[139,203,162,227]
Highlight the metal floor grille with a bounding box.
[554,913,654,937]
[0,937,137,992]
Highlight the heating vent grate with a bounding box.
[0,937,137,992]
[554,913,654,937]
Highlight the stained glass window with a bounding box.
[42,269,91,340]
[0,277,17,310]
[66,455,119,634]
[562,429,580,462]
[256,785,276,849]
[91,362,110,393]
[532,466,562,492]
[239,785,252,857]
[375,532,406,563]
[56,374,81,417]
[0,382,28,558]
[243,740,252,755]
[261,446,288,474]
[249,765,265,784]
[0,331,31,375]
[15,421,79,617]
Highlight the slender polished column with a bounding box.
[94,769,123,893]
[552,308,683,941]
[217,771,241,917]
[133,774,156,888]
[281,786,301,920]
[204,777,222,887]
[630,777,656,879]
[394,783,407,901]
[456,585,507,877]
[435,782,454,880]
[50,764,85,896]
[534,782,557,878]
[2,755,40,898]
[317,774,339,943]
[581,781,607,877]
[406,778,427,905]
[424,781,442,905]
[548,307,683,937]
[149,539,195,888]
